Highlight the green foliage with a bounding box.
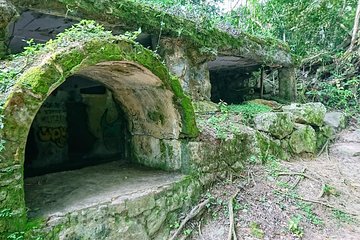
[22,39,44,56]
[142,0,224,27]
[332,209,356,223]
[238,0,358,56]
[225,102,272,124]
[5,217,45,240]
[0,208,13,218]
[249,222,265,238]
[198,102,271,139]
[323,184,339,197]
[297,202,323,226]
[0,70,18,92]
[288,215,304,237]
[306,76,359,115]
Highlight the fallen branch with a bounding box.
[169,199,210,240]
[296,196,359,217]
[277,171,322,184]
[198,219,202,236]
[228,190,240,240]
[317,139,329,157]
[291,167,307,189]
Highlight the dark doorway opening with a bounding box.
[210,66,262,104]
[24,76,130,177]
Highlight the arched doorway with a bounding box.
[0,39,197,233]
[24,75,130,177]
[23,60,187,218]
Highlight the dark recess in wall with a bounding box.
[210,66,261,104]
[7,10,155,54]
[25,76,130,177]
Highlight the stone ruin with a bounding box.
[0,0,337,239]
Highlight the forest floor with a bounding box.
[177,123,360,240]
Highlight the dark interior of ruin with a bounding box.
[208,56,262,104]
[7,10,155,54]
[24,76,130,177]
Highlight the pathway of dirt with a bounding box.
[182,127,360,240]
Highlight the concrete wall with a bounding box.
[25,76,129,176]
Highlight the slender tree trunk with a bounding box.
[349,0,360,51]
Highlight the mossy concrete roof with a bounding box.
[9,0,294,67]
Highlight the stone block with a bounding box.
[282,102,326,127]
[324,111,346,131]
[254,112,294,139]
[289,124,316,154]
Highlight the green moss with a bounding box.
[54,48,86,73]
[148,110,165,124]
[20,65,63,95]
[13,0,293,66]
[170,76,198,137]
[255,131,289,161]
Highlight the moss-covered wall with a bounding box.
[0,0,18,58]
[0,33,198,235]
[159,38,212,101]
[9,0,293,67]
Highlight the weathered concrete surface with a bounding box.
[25,161,183,218]
[278,67,296,101]
[0,35,197,235]
[25,162,203,239]
[9,0,293,67]
[160,38,212,101]
[77,61,182,140]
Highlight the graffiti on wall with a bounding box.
[38,127,67,147]
[36,99,68,149]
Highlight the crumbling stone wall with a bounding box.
[0,36,198,235]
[0,0,17,58]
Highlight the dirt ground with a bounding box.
[178,125,360,240]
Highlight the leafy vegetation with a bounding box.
[197,102,271,139]
[332,209,356,223]
[138,0,360,117]
[288,215,304,238]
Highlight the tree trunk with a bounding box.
[349,0,360,51]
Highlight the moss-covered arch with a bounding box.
[0,38,197,234]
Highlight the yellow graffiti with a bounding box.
[38,127,67,148]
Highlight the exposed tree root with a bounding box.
[228,190,240,240]
[169,199,210,240]
[317,139,329,157]
[277,171,322,184]
[291,167,307,189]
[296,196,359,217]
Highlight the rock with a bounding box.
[282,102,326,127]
[316,125,335,150]
[255,131,290,160]
[146,208,167,236]
[324,111,346,131]
[254,112,294,139]
[0,0,17,28]
[332,143,360,157]
[192,101,219,113]
[289,124,317,154]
